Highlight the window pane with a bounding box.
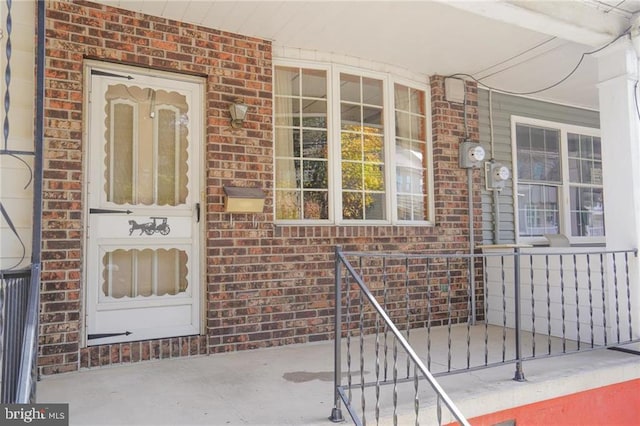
[302,130,327,158]
[302,99,327,128]
[343,192,363,219]
[364,135,384,162]
[362,77,383,106]
[274,66,300,97]
[363,106,383,134]
[303,191,329,220]
[341,132,362,161]
[342,162,363,190]
[105,85,189,206]
[301,68,326,98]
[516,124,560,183]
[341,75,387,221]
[276,190,301,220]
[570,187,604,236]
[275,66,328,221]
[518,183,559,236]
[109,103,134,204]
[364,164,384,191]
[396,111,410,139]
[395,85,410,111]
[102,249,188,299]
[365,192,385,220]
[274,97,297,126]
[568,133,603,185]
[303,160,328,189]
[341,103,361,129]
[340,73,360,103]
[275,158,300,189]
[394,83,428,221]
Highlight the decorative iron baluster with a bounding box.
[600,253,608,346]
[560,255,566,353]
[613,252,620,343]
[405,256,411,378]
[446,257,452,372]
[466,256,472,369]
[393,337,398,426]
[375,314,380,425]
[383,256,389,381]
[625,252,632,341]
[426,257,432,370]
[3,0,12,152]
[346,272,353,404]
[573,254,580,350]
[587,254,594,348]
[437,395,442,426]
[483,255,489,366]
[359,288,366,426]
[413,362,419,426]
[500,255,506,362]
[529,254,536,358]
[546,255,552,355]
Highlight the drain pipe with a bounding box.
[489,90,501,244]
[31,0,44,267]
[467,167,476,324]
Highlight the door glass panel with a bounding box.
[104,85,189,206]
[110,103,134,204]
[102,248,188,299]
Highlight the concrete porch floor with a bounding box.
[37,336,640,425]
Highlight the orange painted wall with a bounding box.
[460,379,640,426]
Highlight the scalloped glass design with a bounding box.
[103,84,189,206]
[101,248,188,298]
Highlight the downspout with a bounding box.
[32,0,44,267]
[463,89,477,324]
[489,89,501,244]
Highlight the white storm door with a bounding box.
[85,64,203,346]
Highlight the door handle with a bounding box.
[196,203,200,223]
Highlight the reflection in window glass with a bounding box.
[274,64,432,223]
[341,73,386,220]
[395,84,428,221]
[516,122,604,239]
[274,66,329,220]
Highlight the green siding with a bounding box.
[478,90,600,244]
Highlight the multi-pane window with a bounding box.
[340,74,385,220]
[274,67,329,220]
[514,118,603,242]
[395,84,428,221]
[274,63,432,224]
[568,133,604,237]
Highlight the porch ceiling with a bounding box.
[97,0,640,110]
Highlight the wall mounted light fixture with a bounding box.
[229,98,249,128]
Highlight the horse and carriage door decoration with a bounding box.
[85,62,203,345]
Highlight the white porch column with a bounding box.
[597,38,640,339]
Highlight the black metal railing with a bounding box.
[1,263,40,403]
[330,246,639,425]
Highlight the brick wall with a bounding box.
[39,0,481,374]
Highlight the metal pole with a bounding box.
[330,246,344,422]
[468,168,476,324]
[513,247,525,381]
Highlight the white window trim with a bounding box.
[273,59,434,226]
[511,115,603,245]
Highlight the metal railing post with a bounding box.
[513,247,525,381]
[330,246,345,423]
